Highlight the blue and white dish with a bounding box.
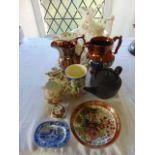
[34,121,70,148]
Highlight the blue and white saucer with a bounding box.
[34,121,70,148]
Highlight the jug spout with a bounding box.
[51,40,61,48]
[51,40,75,49]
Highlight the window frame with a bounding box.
[31,0,113,37]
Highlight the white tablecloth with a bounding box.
[19,38,135,155]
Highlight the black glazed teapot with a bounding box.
[84,66,122,99]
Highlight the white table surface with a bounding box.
[19,38,135,155]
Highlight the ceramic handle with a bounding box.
[75,35,86,55]
[113,36,122,54]
[114,66,122,75]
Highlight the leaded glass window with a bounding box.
[40,0,105,34]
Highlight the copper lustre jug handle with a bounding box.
[73,35,86,56]
[113,36,122,54]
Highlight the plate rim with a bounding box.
[34,121,70,148]
[70,100,121,148]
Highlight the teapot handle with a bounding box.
[114,66,122,75]
[113,36,122,54]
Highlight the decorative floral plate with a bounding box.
[70,100,121,148]
[34,121,70,148]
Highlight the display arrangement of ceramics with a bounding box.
[33,5,124,150]
[34,121,70,148]
[70,100,121,148]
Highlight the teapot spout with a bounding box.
[84,87,98,94]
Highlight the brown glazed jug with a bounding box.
[85,36,122,64]
[51,35,85,68]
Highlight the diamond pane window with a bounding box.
[40,0,105,34]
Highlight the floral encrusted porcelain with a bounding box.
[50,104,66,119]
[70,100,121,148]
[34,121,70,148]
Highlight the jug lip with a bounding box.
[90,36,114,46]
[51,40,75,48]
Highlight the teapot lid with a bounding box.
[95,66,122,85]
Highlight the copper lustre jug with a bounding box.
[51,35,85,68]
[85,36,122,65]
